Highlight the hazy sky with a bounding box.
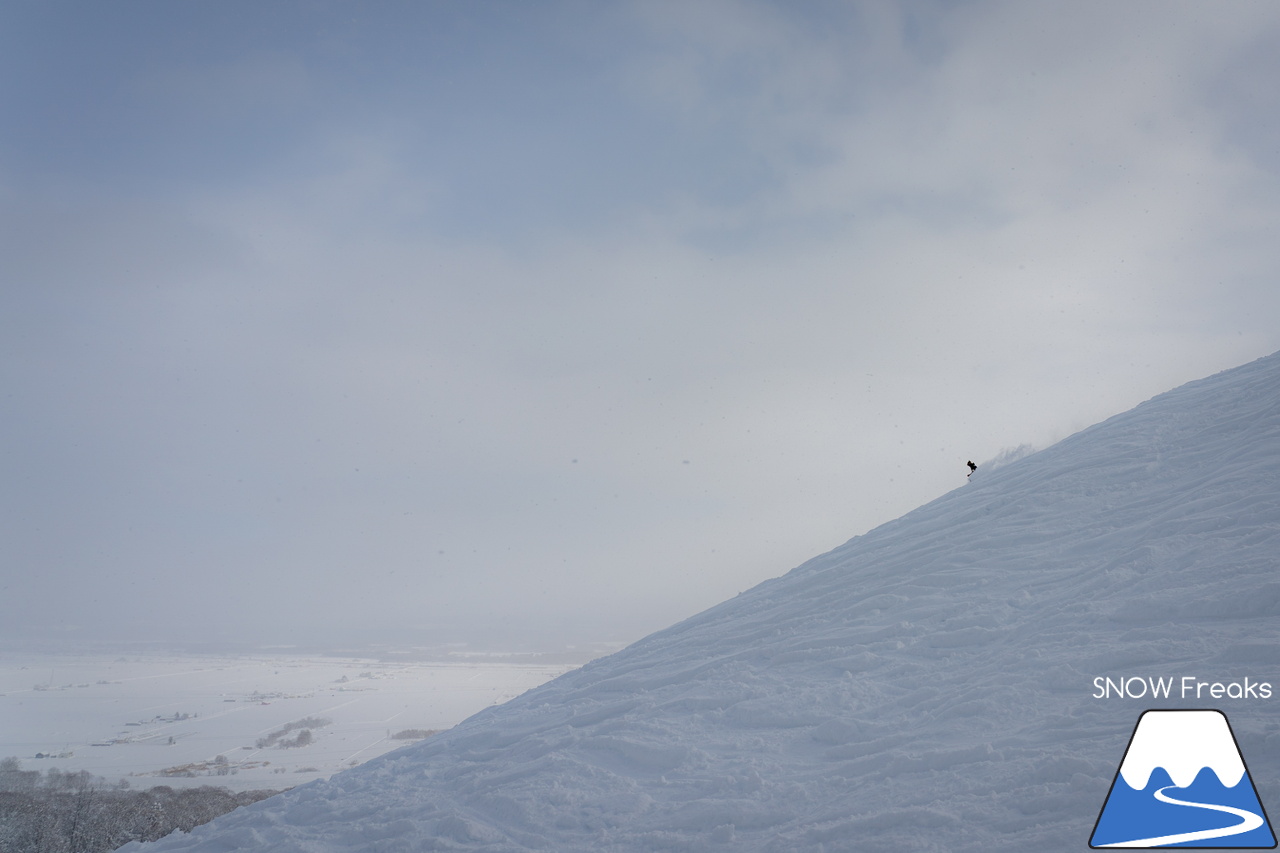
[4,1,1280,652]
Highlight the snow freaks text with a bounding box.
[1092,676,1273,700]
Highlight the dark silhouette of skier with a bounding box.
[966,460,977,477]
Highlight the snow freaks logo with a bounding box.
[1090,710,1276,848]
[1093,676,1273,700]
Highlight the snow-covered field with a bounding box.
[99,350,1280,851]
[0,653,576,791]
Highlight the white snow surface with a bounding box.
[123,352,1280,852]
[1117,710,1246,790]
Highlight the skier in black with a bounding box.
[966,460,977,477]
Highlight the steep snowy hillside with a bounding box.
[125,352,1280,852]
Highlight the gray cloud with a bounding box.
[3,1,1279,652]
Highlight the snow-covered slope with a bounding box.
[124,352,1280,852]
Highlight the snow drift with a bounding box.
[124,352,1280,852]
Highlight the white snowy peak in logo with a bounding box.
[1119,710,1246,790]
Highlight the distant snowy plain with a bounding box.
[112,351,1280,851]
[0,654,575,791]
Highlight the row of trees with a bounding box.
[254,717,331,749]
[0,758,283,853]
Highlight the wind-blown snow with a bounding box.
[123,352,1280,852]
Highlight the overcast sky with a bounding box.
[3,1,1280,653]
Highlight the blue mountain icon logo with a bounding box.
[1091,710,1276,848]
